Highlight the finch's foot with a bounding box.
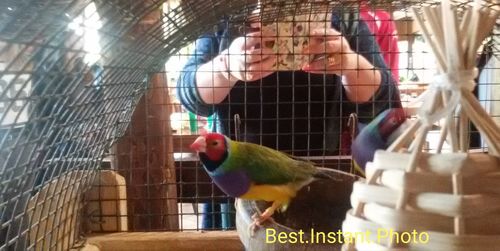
[248,200,284,237]
[249,212,276,237]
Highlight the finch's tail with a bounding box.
[312,167,345,181]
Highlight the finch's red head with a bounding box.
[190,133,227,161]
[379,108,407,140]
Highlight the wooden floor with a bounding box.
[82,231,243,251]
[79,204,241,251]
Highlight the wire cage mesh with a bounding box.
[0,0,498,250]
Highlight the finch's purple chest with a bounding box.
[209,169,251,198]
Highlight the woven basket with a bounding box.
[344,151,500,250]
[342,1,500,250]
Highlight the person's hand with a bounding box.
[221,29,278,82]
[302,28,356,75]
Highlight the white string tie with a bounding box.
[418,68,478,127]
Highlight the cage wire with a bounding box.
[0,0,498,250]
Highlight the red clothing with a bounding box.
[360,9,400,83]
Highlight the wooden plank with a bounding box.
[27,170,93,251]
[98,0,178,232]
[83,231,243,251]
[77,244,100,251]
[111,72,179,231]
[85,170,128,232]
[172,134,200,153]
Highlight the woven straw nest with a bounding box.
[342,1,500,250]
[344,151,500,250]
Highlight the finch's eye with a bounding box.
[211,141,218,146]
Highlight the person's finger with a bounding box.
[246,55,277,72]
[258,54,278,73]
[306,40,343,55]
[240,52,268,64]
[241,48,275,63]
[303,62,341,73]
[302,54,342,72]
[307,29,341,50]
[232,37,274,51]
[245,30,276,38]
[231,47,274,63]
[245,55,277,80]
[305,69,339,74]
[302,58,331,71]
[242,32,276,49]
[246,47,275,56]
[310,28,342,39]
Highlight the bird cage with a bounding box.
[0,0,499,250]
[343,1,500,250]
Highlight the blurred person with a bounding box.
[359,1,400,82]
[177,4,401,229]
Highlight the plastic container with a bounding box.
[236,169,361,251]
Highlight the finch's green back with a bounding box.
[222,138,318,185]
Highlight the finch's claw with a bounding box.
[249,201,282,238]
[249,212,276,238]
[249,213,261,238]
[249,221,258,238]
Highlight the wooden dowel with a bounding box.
[352,168,384,216]
[405,127,429,176]
[396,86,441,201]
[447,115,459,153]
[348,165,385,251]
[452,173,465,235]
[391,126,428,248]
[413,7,446,71]
[408,137,417,152]
[461,101,497,144]
[429,6,446,50]
[460,7,473,68]
[461,108,500,156]
[440,90,459,152]
[436,119,448,154]
[459,108,469,153]
[462,91,500,141]
[390,86,441,248]
[472,10,487,54]
[427,6,447,70]
[461,93,500,156]
[467,1,481,62]
[459,6,472,33]
[475,10,500,53]
[436,91,452,153]
[387,120,420,152]
[442,0,462,68]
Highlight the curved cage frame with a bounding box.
[0,0,498,250]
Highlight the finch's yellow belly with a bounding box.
[239,183,296,202]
